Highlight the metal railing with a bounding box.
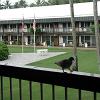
[0,65,100,100]
[0,27,91,33]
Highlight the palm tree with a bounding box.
[13,2,19,8]
[18,0,28,8]
[36,0,42,6]
[69,0,78,71]
[41,0,49,6]
[3,0,12,9]
[93,0,100,69]
[0,0,3,9]
[29,3,36,7]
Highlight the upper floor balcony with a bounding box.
[41,27,91,33]
[0,27,92,34]
[0,64,100,100]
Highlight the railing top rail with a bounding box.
[0,64,100,92]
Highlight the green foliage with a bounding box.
[30,27,42,34]
[0,41,9,61]
[90,24,100,33]
[90,24,95,33]
[48,0,92,5]
[0,0,94,9]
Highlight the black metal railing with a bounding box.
[0,64,100,100]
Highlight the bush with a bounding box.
[0,41,9,61]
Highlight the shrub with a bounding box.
[0,41,9,61]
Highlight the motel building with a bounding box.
[0,1,99,47]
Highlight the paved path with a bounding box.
[0,52,65,68]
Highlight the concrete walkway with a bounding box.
[0,52,65,68]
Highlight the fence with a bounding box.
[0,64,100,100]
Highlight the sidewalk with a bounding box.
[0,52,65,68]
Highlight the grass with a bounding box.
[28,48,99,74]
[2,46,100,100]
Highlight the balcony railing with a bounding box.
[0,27,91,34]
[4,28,18,32]
[42,27,90,33]
[0,64,100,100]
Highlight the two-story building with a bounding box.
[0,1,100,47]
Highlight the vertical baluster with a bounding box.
[94,92,96,100]
[19,79,22,100]
[40,83,43,100]
[65,87,68,100]
[1,76,3,100]
[79,89,81,100]
[9,77,13,100]
[52,85,55,100]
[29,81,32,100]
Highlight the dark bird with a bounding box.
[54,57,75,72]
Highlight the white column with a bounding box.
[59,36,63,46]
[79,22,82,31]
[58,23,63,32]
[16,24,18,32]
[40,35,42,43]
[30,35,33,44]
[79,36,82,46]
[17,35,19,44]
[90,36,92,47]
[49,24,50,32]
[24,36,28,45]
[79,36,81,44]
[0,35,2,41]
[66,23,68,32]
[50,36,51,46]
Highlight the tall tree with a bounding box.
[18,0,28,8]
[93,0,100,69]
[36,0,42,6]
[29,3,36,7]
[48,0,60,5]
[69,0,78,71]
[0,0,3,9]
[13,2,19,8]
[3,0,12,9]
[41,0,49,6]
[48,0,92,5]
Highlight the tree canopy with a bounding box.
[0,0,93,9]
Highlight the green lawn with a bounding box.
[27,47,99,74]
[3,46,100,100]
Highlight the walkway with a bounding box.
[0,52,65,68]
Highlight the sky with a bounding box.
[1,0,35,4]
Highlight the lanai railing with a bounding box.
[0,64,100,100]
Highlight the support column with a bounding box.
[24,36,28,45]
[40,35,42,43]
[0,35,2,41]
[50,36,51,46]
[30,35,33,44]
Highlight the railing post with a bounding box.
[19,79,22,100]
[52,85,55,100]
[94,92,97,100]
[29,81,32,100]
[65,87,68,100]
[1,76,3,100]
[40,83,43,100]
[9,77,13,100]
[78,89,81,100]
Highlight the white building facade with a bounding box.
[0,1,99,47]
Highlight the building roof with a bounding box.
[0,1,100,21]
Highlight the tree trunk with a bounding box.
[69,0,78,71]
[93,0,100,69]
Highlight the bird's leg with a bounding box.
[62,68,64,72]
[69,66,73,72]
